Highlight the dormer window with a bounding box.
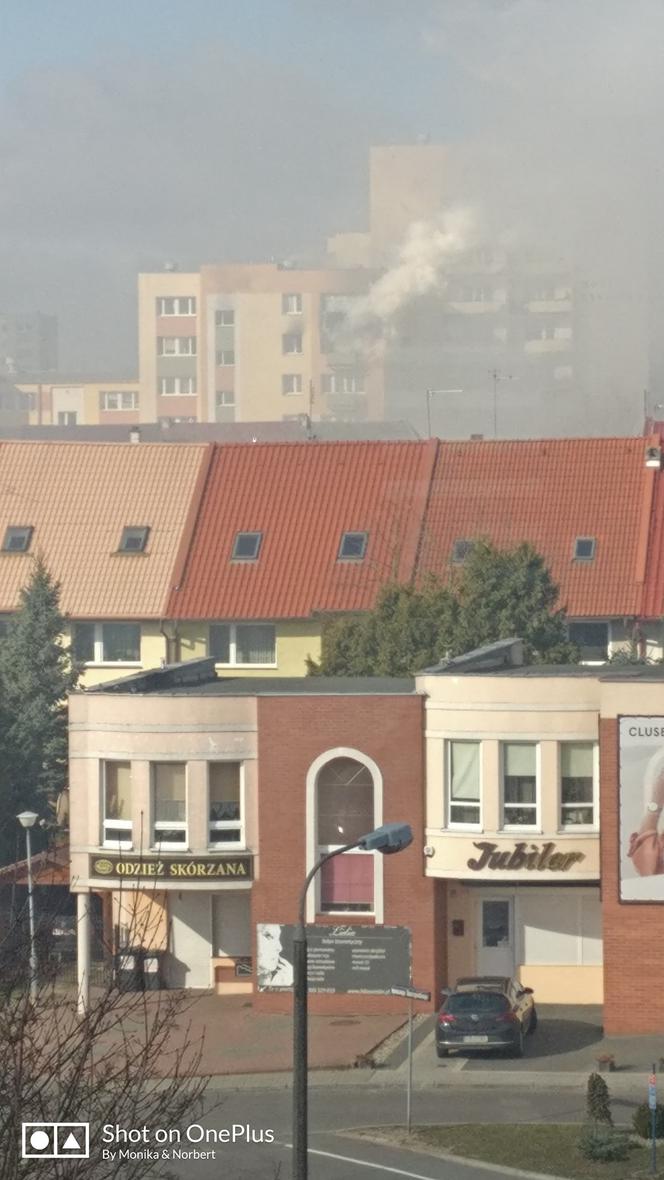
[118,526,150,553]
[573,537,596,561]
[2,526,33,553]
[451,538,474,563]
[338,531,368,561]
[232,532,263,561]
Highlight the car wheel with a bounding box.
[511,1029,524,1058]
[436,1046,449,1059]
[528,1008,538,1034]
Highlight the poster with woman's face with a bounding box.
[619,716,664,900]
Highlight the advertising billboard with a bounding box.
[256,924,411,993]
[619,716,664,901]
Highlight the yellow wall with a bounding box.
[113,889,169,951]
[519,965,603,1004]
[63,620,166,687]
[20,380,139,426]
[177,619,321,677]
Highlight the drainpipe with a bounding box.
[159,620,180,664]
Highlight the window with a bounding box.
[447,741,481,825]
[451,538,474,563]
[502,743,537,827]
[2,526,33,553]
[216,391,235,407]
[568,621,609,662]
[101,390,139,411]
[338,531,368,560]
[103,762,132,848]
[73,622,141,664]
[282,374,303,395]
[317,757,374,912]
[560,743,595,827]
[216,350,235,366]
[159,376,197,395]
[57,411,77,425]
[321,371,363,395]
[156,296,196,316]
[209,623,276,665]
[152,762,187,847]
[574,537,596,561]
[118,526,150,553]
[282,332,302,354]
[209,763,243,846]
[157,336,196,356]
[215,309,235,326]
[282,293,302,315]
[231,531,262,561]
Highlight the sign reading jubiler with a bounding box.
[467,841,585,873]
[90,855,253,880]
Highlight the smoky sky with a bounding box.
[1,1,663,377]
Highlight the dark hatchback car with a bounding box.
[436,976,537,1058]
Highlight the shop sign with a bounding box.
[257,924,411,994]
[467,841,586,873]
[89,854,253,880]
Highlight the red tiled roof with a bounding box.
[417,437,654,618]
[640,438,664,616]
[0,442,210,617]
[168,441,437,619]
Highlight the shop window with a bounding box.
[501,743,538,827]
[209,763,243,846]
[568,620,609,662]
[316,756,374,912]
[560,742,595,826]
[102,761,132,848]
[73,622,141,664]
[209,622,275,665]
[447,740,481,826]
[152,762,187,847]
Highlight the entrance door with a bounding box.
[477,897,515,977]
[167,893,212,988]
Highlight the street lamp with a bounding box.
[17,811,39,1003]
[292,821,413,1180]
[425,388,463,437]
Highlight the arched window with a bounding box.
[316,756,375,913]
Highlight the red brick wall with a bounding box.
[252,694,437,1015]
[601,717,664,1034]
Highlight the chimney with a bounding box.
[129,426,141,445]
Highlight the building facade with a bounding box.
[19,379,140,427]
[0,311,57,373]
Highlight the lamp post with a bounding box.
[17,811,39,1003]
[425,388,463,437]
[292,821,413,1180]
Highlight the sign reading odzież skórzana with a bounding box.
[257,924,411,993]
[90,854,253,880]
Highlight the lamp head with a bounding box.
[17,811,38,829]
[358,822,413,854]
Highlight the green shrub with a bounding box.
[586,1071,613,1127]
[632,1101,664,1139]
[577,1127,629,1162]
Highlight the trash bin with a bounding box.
[115,949,144,992]
[142,951,166,991]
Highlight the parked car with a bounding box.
[436,975,537,1059]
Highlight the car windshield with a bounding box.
[446,992,510,1014]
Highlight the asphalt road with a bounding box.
[95,1083,643,1180]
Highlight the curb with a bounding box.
[200,1066,654,1092]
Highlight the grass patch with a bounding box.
[351,1123,664,1179]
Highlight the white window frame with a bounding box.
[208,622,277,668]
[321,372,363,395]
[208,762,245,849]
[101,391,139,411]
[568,619,611,664]
[156,296,196,316]
[315,843,375,916]
[151,762,188,850]
[282,373,303,395]
[216,350,235,366]
[74,621,142,666]
[215,308,235,326]
[101,761,132,850]
[216,390,235,407]
[282,293,303,315]
[500,741,541,832]
[157,336,197,356]
[446,739,483,830]
[282,332,303,355]
[159,376,197,396]
[558,741,598,832]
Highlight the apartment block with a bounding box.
[0,311,58,374]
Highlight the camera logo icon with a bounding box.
[22,1123,90,1159]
